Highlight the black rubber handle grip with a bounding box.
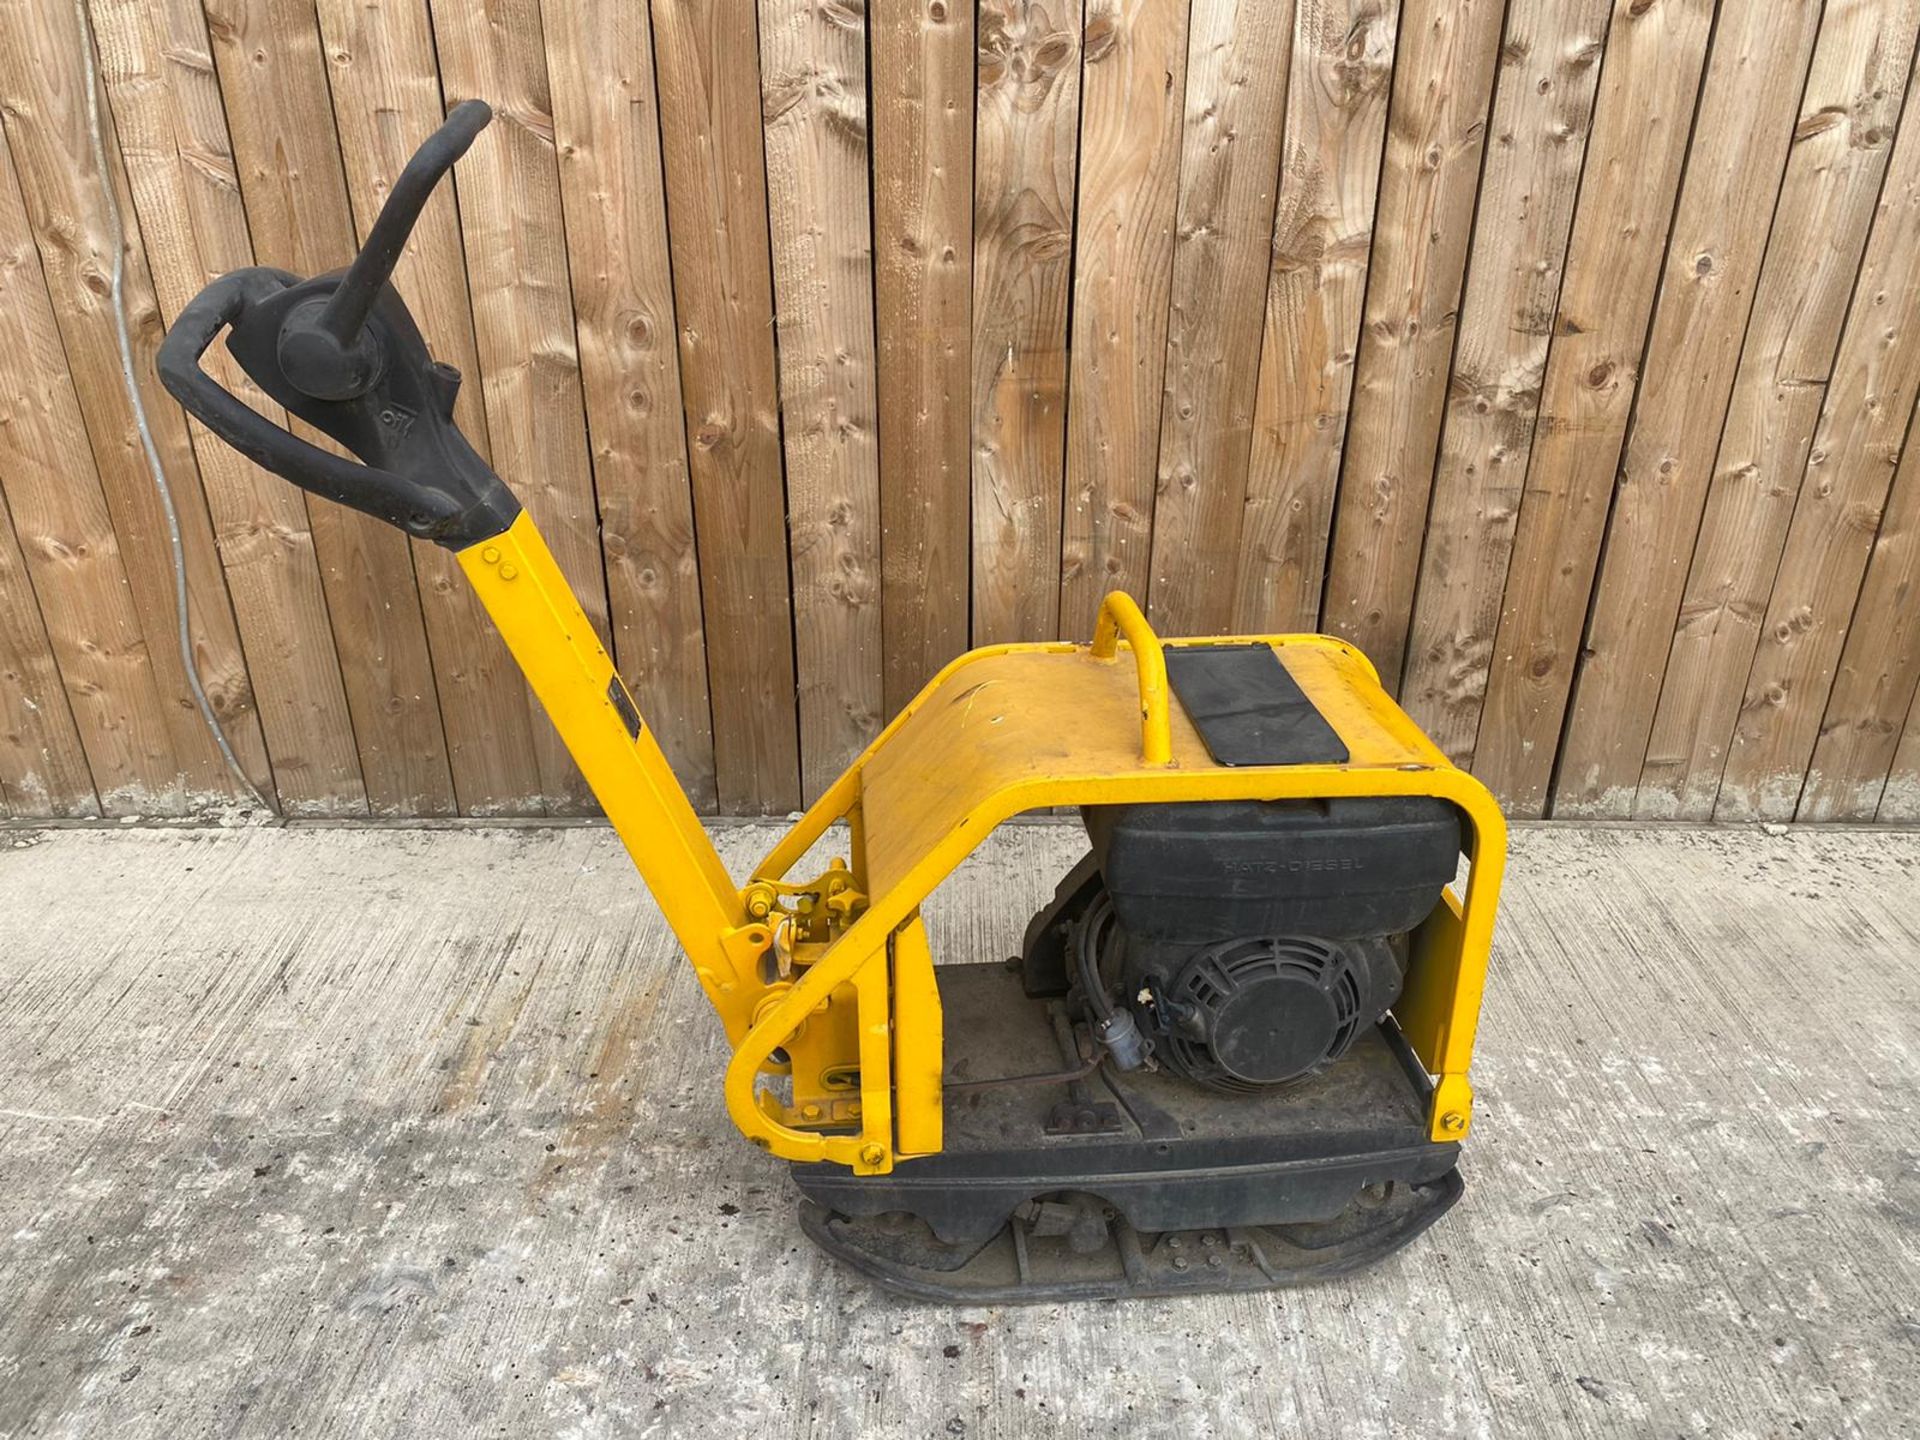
[317,99,491,350]
[160,270,467,530]
[156,106,521,549]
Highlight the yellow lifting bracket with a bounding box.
[1090,591,1172,766]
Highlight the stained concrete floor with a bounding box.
[0,820,1916,1438]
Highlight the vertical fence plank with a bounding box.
[203,0,454,814]
[1716,96,1920,821]
[0,138,150,815]
[0,0,276,811]
[91,0,368,816]
[1556,0,1825,817]
[542,0,716,810]
[1316,0,1501,676]
[971,0,1082,645]
[317,0,549,816]
[651,0,801,814]
[1145,0,1294,637]
[759,0,883,799]
[874,0,972,710]
[0,127,179,813]
[1398,0,1611,763]
[1234,0,1396,635]
[0,463,98,816]
[427,0,609,814]
[1801,440,1920,819]
[1059,0,1189,640]
[1881,695,1920,820]
[1638,0,1920,819]
[0,456,97,816]
[1472,0,1716,817]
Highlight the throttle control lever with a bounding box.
[157,99,519,549]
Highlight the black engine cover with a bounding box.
[1082,796,1460,943]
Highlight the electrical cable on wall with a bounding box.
[75,0,270,814]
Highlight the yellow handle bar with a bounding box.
[1090,591,1172,766]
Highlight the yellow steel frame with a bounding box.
[461,511,1506,1178]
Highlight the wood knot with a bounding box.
[1794,106,1846,144]
[1029,31,1077,77]
[1083,14,1117,64]
[818,0,864,32]
[1843,500,1883,533]
[976,10,1009,72]
[1029,226,1071,262]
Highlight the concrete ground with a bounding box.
[0,819,1915,1439]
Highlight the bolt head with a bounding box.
[858,1142,886,1167]
[1440,1110,1467,1134]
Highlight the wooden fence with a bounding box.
[0,0,1917,822]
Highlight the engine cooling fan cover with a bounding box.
[1161,935,1366,1090]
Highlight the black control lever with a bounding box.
[157,99,520,549]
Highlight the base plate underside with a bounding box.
[793,962,1462,1302]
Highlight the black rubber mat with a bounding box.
[1165,643,1349,766]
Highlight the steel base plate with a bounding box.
[794,961,1464,1301]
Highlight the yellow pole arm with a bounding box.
[456,512,764,1028]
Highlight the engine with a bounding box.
[1022,796,1462,1091]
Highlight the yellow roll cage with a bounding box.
[462,510,1505,1177]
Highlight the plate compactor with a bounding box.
[160,103,1505,1303]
